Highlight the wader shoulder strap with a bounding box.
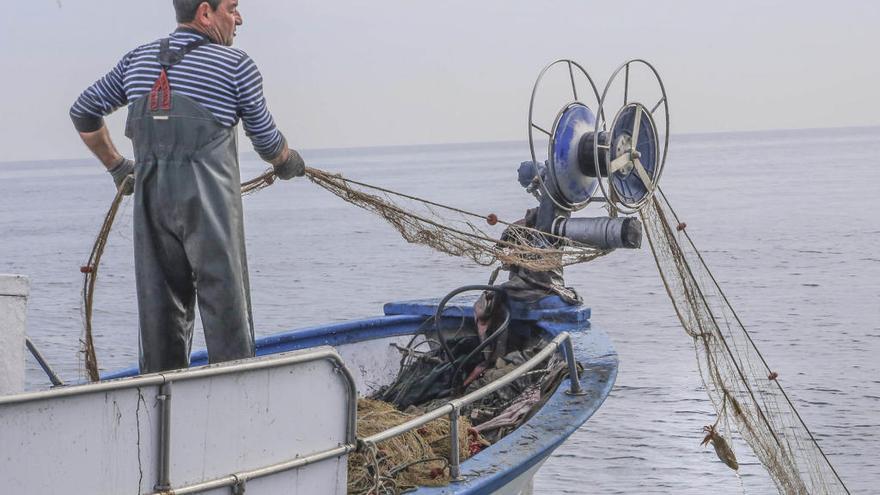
[157,37,210,68]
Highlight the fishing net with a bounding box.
[348,399,477,494]
[304,167,610,271]
[641,188,849,494]
[350,303,574,494]
[82,166,608,379]
[81,159,851,494]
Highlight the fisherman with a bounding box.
[69,0,304,373]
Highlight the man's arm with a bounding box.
[70,55,130,165]
[234,54,304,178]
[70,55,136,192]
[78,125,125,170]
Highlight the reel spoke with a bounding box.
[532,123,552,136]
[632,105,642,148]
[568,61,578,101]
[651,96,666,115]
[609,154,631,174]
[633,158,654,189]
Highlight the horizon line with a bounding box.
[2,123,878,165]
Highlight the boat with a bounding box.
[0,289,617,495]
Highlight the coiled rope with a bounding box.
[81,170,275,382]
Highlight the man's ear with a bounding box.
[194,1,213,26]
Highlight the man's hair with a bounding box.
[173,0,222,23]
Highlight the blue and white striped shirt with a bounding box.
[70,28,286,160]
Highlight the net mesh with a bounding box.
[304,167,610,271]
[641,189,849,495]
[348,399,475,494]
[82,165,849,494]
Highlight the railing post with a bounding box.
[562,335,587,396]
[155,381,173,491]
[232,475,247,494]
[448,407,461,480]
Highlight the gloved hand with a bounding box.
[273,149,305,180]
[108,157,135,196]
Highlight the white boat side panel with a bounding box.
[1,386,162,494]
[335,335,412,396]
[0,274,29,395]
[166,360,349,491]
[0,351,351,495]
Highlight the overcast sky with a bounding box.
[1,0,878,162]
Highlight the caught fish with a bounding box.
[701,424,739,471]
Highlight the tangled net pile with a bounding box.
[304,167,610,272]
[348,399,475,494]
[641,189,849,494]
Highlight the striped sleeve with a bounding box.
[69,55,130,133]
[235,54,286,161]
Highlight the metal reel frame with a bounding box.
[593,59,670,215]
[528,59,603,212]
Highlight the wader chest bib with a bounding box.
[126,38,254,373]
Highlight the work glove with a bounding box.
[273,149,305,180]
[108,157,135,196]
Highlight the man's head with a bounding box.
[174,0,242,47]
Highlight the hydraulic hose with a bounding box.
[450,303,511,388]
[433,285,509,364]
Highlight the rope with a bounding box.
[650,194,785,450]
[81,175,133,382]
[306,166,590,244]
[654,187,851,494]
[80,165,609,379]
[641,187,850,494]
[80,170,276,382]
[304,167,610,271]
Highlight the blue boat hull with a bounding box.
[103,296,618,494]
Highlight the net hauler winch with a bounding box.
[519,59,669,250]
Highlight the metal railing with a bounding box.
[148,331,582,493]
[360,331,582,479]
[146,347,359,495]
[0,344,358,442]
[0,347,358,495]
[2,331,582,493]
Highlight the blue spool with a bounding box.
[549,103,600,208]
[608,104,658,207]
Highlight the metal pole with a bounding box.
[25,337,64,386]
[155,381,173,491]
[152,444,355,495]
[0,348,352,406]
[448,408,461,480]
[562,336,586,396]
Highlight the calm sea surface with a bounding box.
[1,127,877,493]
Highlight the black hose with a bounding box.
[451,304,511,387]
[432,285,509,364]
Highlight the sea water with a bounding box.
[1,127,877,494]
